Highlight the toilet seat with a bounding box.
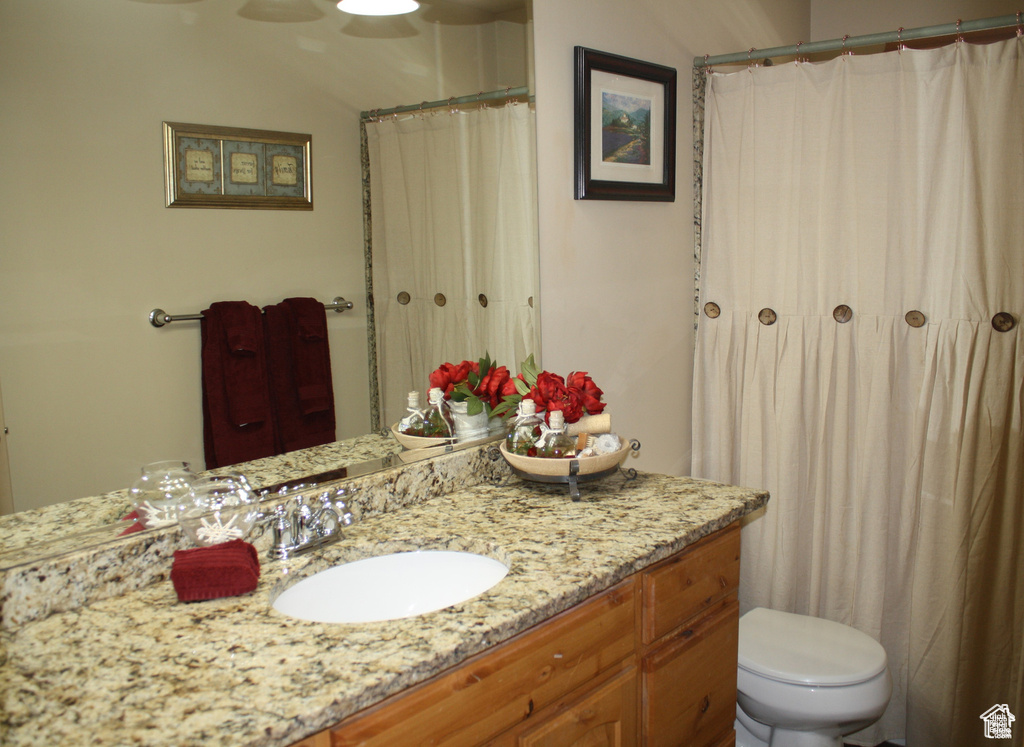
[738,607,887,686]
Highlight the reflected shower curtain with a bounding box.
[694,38,1023,745]
[366,103,539,426]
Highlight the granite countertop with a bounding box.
[1,465,768,746]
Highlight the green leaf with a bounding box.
[491,396,520,418]
[466,397,484,416]
[520,354,540,386]
[514,378,531,396]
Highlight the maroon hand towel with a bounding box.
[201,301,277,468]
[170,540,261,602]
[281,297,333,415]
[263,299,336,455]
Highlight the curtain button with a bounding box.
[704,302,721,318]
[833,305,853,323]
[905,310,925,327]
[396,291,411,305]
[758,308,777,325]
[434,293,447,307]
[478,294,488,308]
[992,312,1016,332]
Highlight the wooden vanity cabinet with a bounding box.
[640,522,741,747]
[292,523,740,747]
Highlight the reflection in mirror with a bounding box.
[0,0,536,556]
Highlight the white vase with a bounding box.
[488,416,507,437]
[448,400,491,442]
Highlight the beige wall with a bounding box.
[532,0,809,477]
[0,0,528,511]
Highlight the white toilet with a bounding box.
[734,607,892,747]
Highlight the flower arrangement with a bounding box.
[429,354,606,425]
[429,353,516,417]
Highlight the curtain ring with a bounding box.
[476,91,487,109]
[897,27,906,52]
[748,47,757,71]
[1017,12,1022,37]
[795,41,803,64]
[956,18,963,43]
[841,34,852,55]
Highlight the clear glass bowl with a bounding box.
[178,473,261,547]
[129,460,197,529]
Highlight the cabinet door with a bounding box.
[642,597,738,747]
[330,579,636,747]
[642,523,739,645]
[517,666,637,747]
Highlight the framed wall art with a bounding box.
[163,122,312,209]
[574,47,677,201]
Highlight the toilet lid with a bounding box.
[738,607,888,686]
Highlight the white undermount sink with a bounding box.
[271,550,509,623]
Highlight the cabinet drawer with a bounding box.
[515,665,638,747]
[641,523,740,645]
[641,596,739,747]
[330,578,636,747]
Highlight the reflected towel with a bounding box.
[201,301,277,468]
[264,298,336,454]
[281,297,332,415]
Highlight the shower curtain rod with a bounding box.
[694,12,1022,67]
[360,85,532,121]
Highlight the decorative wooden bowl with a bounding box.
[389,424,454,450]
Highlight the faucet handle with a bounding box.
[262,504,293,555]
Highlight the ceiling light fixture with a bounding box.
[336,0,419,15]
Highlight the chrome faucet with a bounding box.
[262,494,352,560]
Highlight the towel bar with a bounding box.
[149,297,354,328]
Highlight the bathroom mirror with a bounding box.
[0,0,536,559]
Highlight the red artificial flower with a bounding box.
[529,371,568,412]
[429,360,477,397]
[476,365,511,409]
[566,371,606,416]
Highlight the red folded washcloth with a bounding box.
[170,539,261,602]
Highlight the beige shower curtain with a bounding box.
[366,103,539,426]
[694,38,1023,746]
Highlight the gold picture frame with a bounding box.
[163,122,312,210]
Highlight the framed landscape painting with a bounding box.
[574,46,677,201]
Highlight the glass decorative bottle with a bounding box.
[505,398,544,456]
[397,391,426,436]
[423,387,455,439]
[536,410,577,459]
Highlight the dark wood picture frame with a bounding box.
[574,47,677,201]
